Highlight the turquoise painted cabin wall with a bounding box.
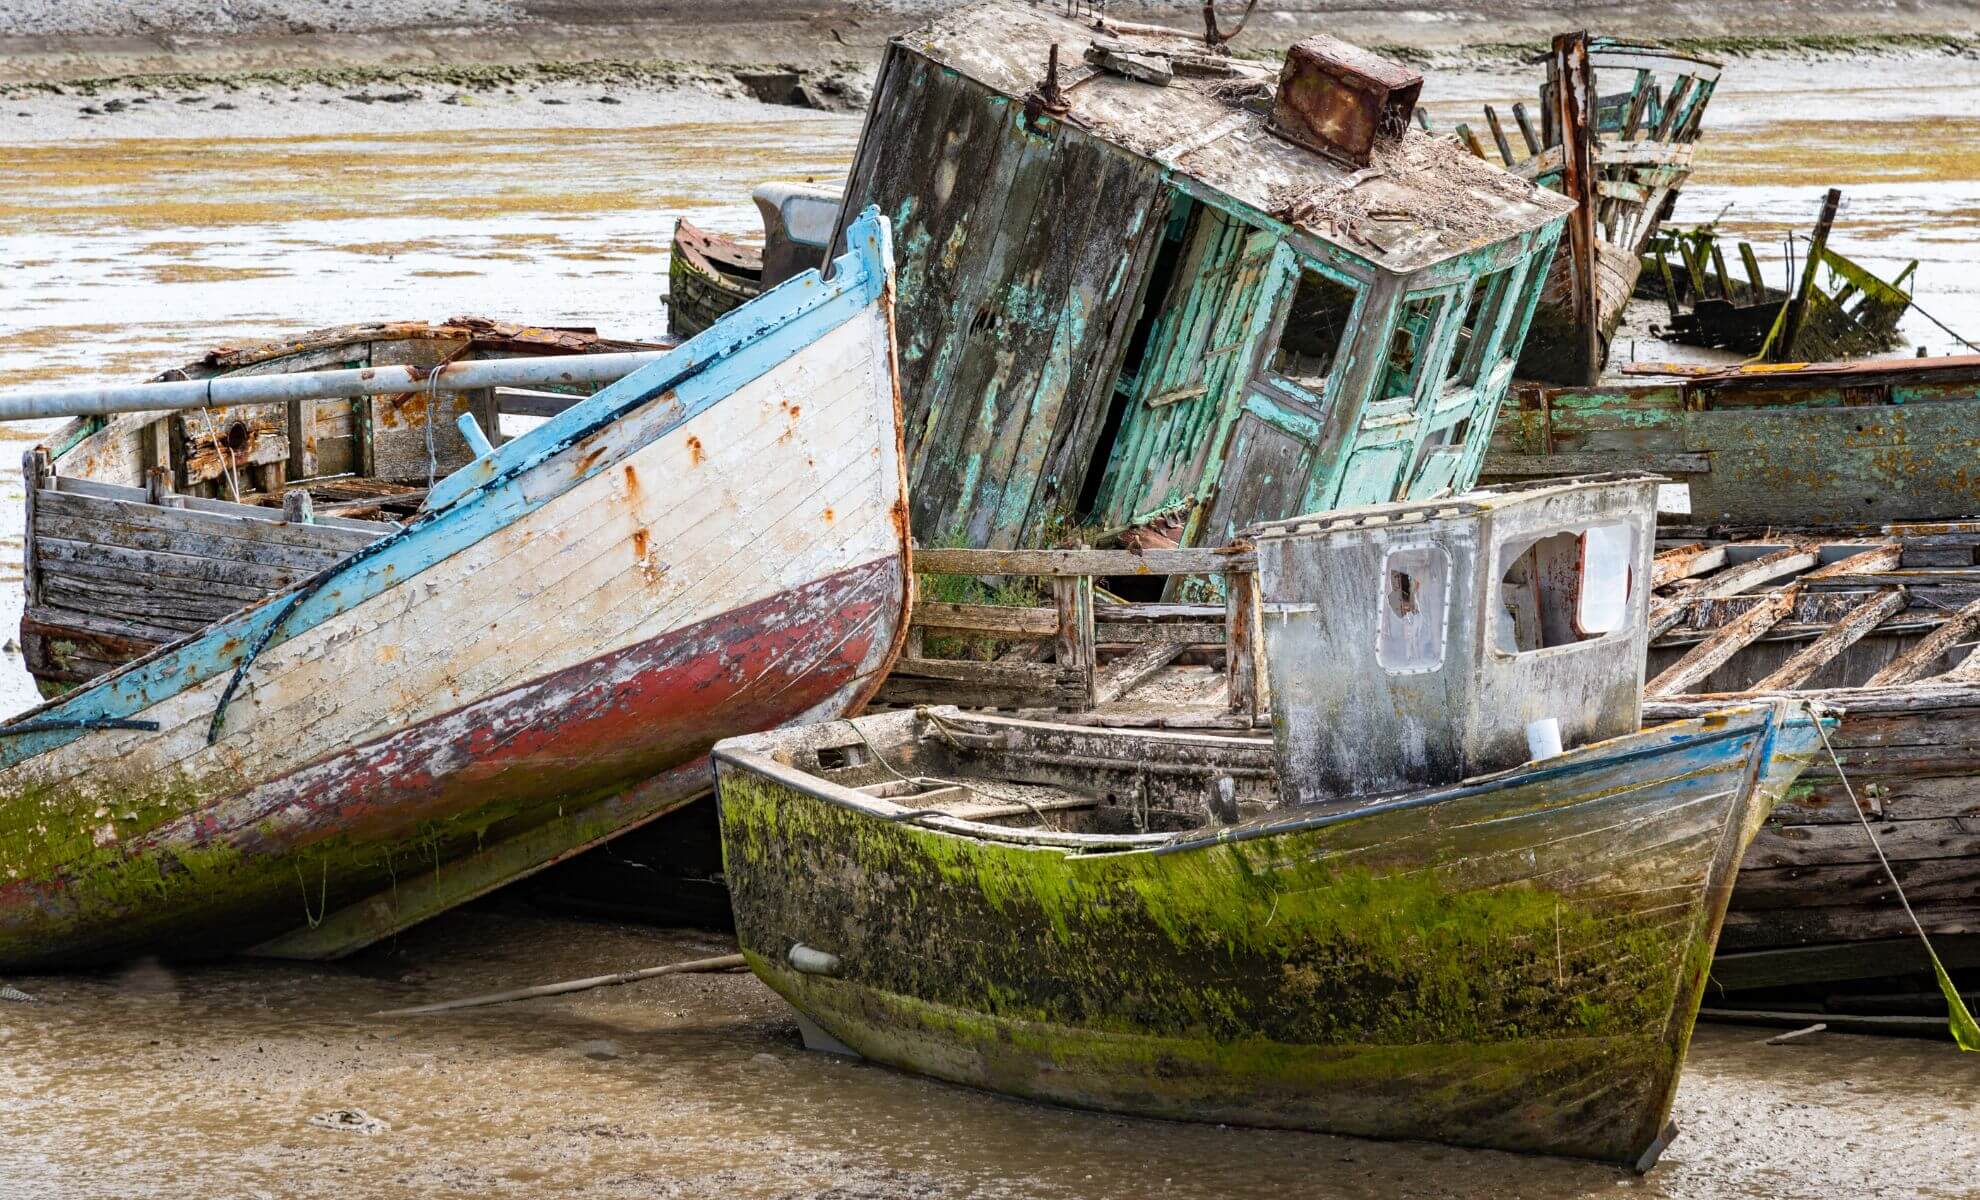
[840,36,1569,552]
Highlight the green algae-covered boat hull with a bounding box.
[713,702,1823,1167]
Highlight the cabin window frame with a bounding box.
[1250,253,1369,412]
[1375,542,1453,675]
[1487,520,1639,659]
[1375,286,1460,409]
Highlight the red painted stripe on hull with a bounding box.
[0,554,906,967]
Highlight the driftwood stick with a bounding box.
[370,953,747,1017]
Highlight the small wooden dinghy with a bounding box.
[714,475,1825,1166]
[667,218,762,339]
[0,208,910,969]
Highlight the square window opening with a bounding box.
[1267,266,1359,397]
[1493,523,1635,655]
[1378,544,1450,673]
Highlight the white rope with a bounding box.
[196,404,243,503]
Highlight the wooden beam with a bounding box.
[1750,588,1906,691]
[1691,544,1821,598]
[1225,568,1266,715]
[915,546,1253,577]
[1646,589,1797,697]
[1862,595,1980,687]
[1653,542,1727,588]
[1938,638,1980,684]
[1802,543,1901,580]
[912,602,1057,637]
[1482,451,1710,478]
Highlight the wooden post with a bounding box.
[21,448,48,609]
[1511,101,1539,155]
[283,488,315,525]
[1739,242,1767,299]
[1223,568,1267,716]
[1053,573,1096,711]
[1484,105,1515,166]
[1778,188,1842,360]
[1619,70,1651,139]
[1710,242,1735,302]
[143,464,172,508]
[1550,31,1602,385]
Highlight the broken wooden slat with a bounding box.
[1093,644,1188,707]
[1483,105,1515,166]
[1866,596,1980,686]
[1653,543,1728,588]
[1511,101,1539,155]
[1938,639,1980,684]
[1750,588,1907,691]
[1802,543,1902,580]
[1689,545,1822,598]
[1647,589,1797,697]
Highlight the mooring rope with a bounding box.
[1813,716,1979,1049]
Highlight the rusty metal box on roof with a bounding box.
[1268,36,1423,168]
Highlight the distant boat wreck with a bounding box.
[1437,34,1722,385]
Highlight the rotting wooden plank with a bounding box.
[1098,622,1227,646]
[1864,596,1980,686]
[1652,543,1727,589]
[1938,640,1980,684]
[912,603,1057,638]
[1802,543,1902,580]
[1688,545,1820,598]
[1647,588,1796,697]
[35,536,313,594]
[1482,451,1709,477]
[1710,935,1980,990]
[1749,588,1906,691]
[1093,643,1187,706]
[37,488,387,552]
[1226,567,1264,715]
[914,546,1254,577]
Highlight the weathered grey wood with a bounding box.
[38,488,386,551]
[1864,596,1980,686]
[32,512,355,575]
[913,602,1057,637]
[1093,644,1188,706]
[21,448,48,608]
[1690,545,1820,598]
[1939,639,1980,683]
[494,387,586,418]
[1054,574,1097,711]
[1749,588,1906,691]
[1486,451,1710,477]
[914,546,1255,577]
[35,536,311,594]
[1710,934,1980,990]
[1652,542,1726,589]
[1801,543,1902,580]
[1099,622,1227,646]
[1647,589,1796,697]
[1743,814,1980,869]
[282,489,315,525]
[1226,568,1260,714]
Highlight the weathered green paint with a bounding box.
[839,5,1569,552]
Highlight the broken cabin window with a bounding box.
[1265,265,1359,398]
[1379,293,1448,402]
[1377,544,1450,673]
[1492,523,1635,654]
[1448,266,1517,387]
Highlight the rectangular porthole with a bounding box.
[1377,544,1450,673]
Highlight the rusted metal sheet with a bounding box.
[1265,35,1422,167]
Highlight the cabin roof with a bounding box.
[1249,473,1665,539]
[893,0,1573,274]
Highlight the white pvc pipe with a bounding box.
[0,350,676,422]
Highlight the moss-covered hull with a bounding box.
[715,703,1821,1166]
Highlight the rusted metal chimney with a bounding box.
[1266,36,1423,168]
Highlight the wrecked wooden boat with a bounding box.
[830,0,1572,551]
[1640,190,1914,361]
[1442,35,1720,385]
[22,317,669,694]
[715,474,1826,1166]
[0,208,910,969]
[665,186,839,337]
[1635,527,1980,1001]
[1482,353,1980,525]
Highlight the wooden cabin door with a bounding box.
[1090,213,1293,532]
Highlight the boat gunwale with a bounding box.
[712,698,1823,856]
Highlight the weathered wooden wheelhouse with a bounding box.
[832,0,1571,550]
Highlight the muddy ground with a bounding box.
[5,907,1976,1200]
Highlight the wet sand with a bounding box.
[2,908,1973,1199]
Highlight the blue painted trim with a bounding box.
[0,208,896,768]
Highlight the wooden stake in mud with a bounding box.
[1779,187,1843,358]
[370,953,747,1018]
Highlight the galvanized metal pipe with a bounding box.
[0,350,676,422]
